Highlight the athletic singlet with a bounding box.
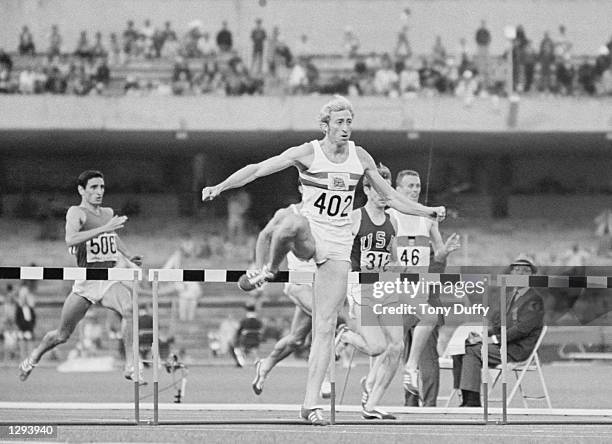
[73,206,119,268]
[387,208,432,268]
[297,140,364,227]
[286,204,317,273]
[350,207,395,272]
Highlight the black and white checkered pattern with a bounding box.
[0,267,142,281]
[1,267,610,288]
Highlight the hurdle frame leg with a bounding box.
[500,278,508,425]
[330,332,336,425]
[152,271,160,425]
[481,279,489,423]
[131,271,140,424]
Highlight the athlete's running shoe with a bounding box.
[237,266,275,292]
[299,406,329,426]
[403,367,419,397]
[18,357,36,381]
[362,407,397,420]
[252,359,266,395]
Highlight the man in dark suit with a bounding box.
[452,254,544,407]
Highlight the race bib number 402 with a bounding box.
[86,233,119,263]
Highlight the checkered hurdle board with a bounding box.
[0,266,142,281]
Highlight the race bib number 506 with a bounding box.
[87,233,118,263]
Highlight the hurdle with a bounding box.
[145,268,612,425]
[147,269,494,425]
[0,266,143,426]
[3,266,612,426]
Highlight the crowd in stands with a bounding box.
[1,18,612,97]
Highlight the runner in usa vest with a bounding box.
[350,207,395,272]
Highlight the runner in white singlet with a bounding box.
[202,96,446,425]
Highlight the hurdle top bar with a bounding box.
[0,267,142,281]
[144,269,612,289]
[1,267,611,288]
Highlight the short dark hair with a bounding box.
[77,170,104,188]
[396,169,420,186]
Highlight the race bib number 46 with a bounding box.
[397,246,430,267]
[86,233,119,263]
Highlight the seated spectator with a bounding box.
[304,58,319,92]
[395,25,412,60]
[172,56,192,82]
[48,25,63,57]
[451,255,544,407]
[91,32,107,59]
[197,32,216,57]
[373,54,399,96]
[74,31,93,59]
[556,58,575,95]
[455,69,479,103]
[140,19,156,58]
[160,21,177,50]
[398,59,421,96]
[108,33,123,66]
[122,20,139,56]
[182,25,201,58]
[457,37,474,74]
[133,35,148,59]
[32,63,48,94]
[93,57,110,92]
[161,33,180,59]
[0,48,12,72]
[555,24,572,62]
[216,21,233,53]
[18,26,36,56]
[267,26,280,75]
[432,35,447,66]
[172,70,193,95]
[1,284,19,360]
[419,57,442,95]
[124,75,140,95]
[599,67,612,96]
[441,56,460,93]
[66,62,91,95]
[0,62,13,93]
[342,26,360,58]
[194,58,225,95]
[15,280,36,342]
[287,58,308,94]
[45,63,66,94]
[18,65,37,94]
[232,303,264,367]
[225,57,261,96]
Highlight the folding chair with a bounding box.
[440,326,552,408]
[489,326,552,408]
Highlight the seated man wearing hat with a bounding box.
[452,254,545,407]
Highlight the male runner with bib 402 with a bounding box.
[202,95,446,425]
[19,170,144,383]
